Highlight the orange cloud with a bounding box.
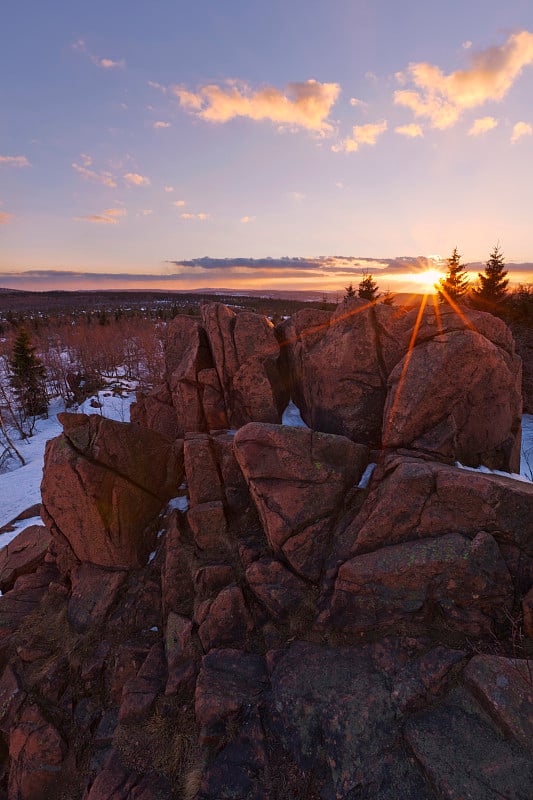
[173,200,186,207]
[74,208,126,225]
[395,30,533,128]
[181,212,209,220]
[468,116,498,136]
[123,172,150,186]
[171,79,340,132]
[0,155,31,167]
[240,215,256,223]
[91,56,125,69]
[153,121,171,128]
[72,161,116,187]
[0,211,14,224]
[332,120,387,152]
[511,121,532,143]
[395,123,423,137]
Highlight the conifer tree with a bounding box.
[358,272,380,301]
[344,282,356,300]
[471,243,509,309]
[436,247,469,303]
[9,328,47,421]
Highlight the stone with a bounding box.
[68,562,127,633]
[161,513,194,618]
[234,422,368,581]
[8,704,66,800]
[130,383,180,439]
[187,501,227,551]
[119,643,166,723]
[197,585,254,651]
[325,532,513,636]
[0,525,51,593]
[183,435,224,507]
[0,665,25,734]
[245,557,308,619]
[523,586,533,638]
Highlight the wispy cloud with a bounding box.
[394,31,533,129]
[0,155,31,168]
[74,208,126,225]
[468,116,498,136]
[332,120,387,152]
[153,120,171,129]
[511,120,533,143]
[395,123,423,137]
[92,56,125,69]
[72,159,116,187]
[350,97,366,107]
[170,78,340,132]
[181,212,209,220]
[0,211,14,224]
[240,215,256,223]
[172,200,186,207]
[164,185,174,193]
[123,172,150,186]
[289,191,305,202]
[138,209,153,217]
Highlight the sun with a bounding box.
[414,269,442,293]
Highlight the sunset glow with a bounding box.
[1,2,533,292]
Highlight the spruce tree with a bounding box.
[9,328,47,420]
[344,283,356,300]
[471,243,509,309]
[358,272,380,301]
[436,247,469,303]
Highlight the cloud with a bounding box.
[79,153,92,166]
[0,211,14,224]
[148,80,167,93]
[394,30,533,129]
[153,121,171,128]
[0,155,31,168]
[350,97,366,107]
[92,56,125,69]
[72,160,116,187]
[173,200,186,207]
[332,120,387,152]
[240,215,256,223]
[468,116,498,136]
[289,191,305,201]
[164,186,174,193]
[123,172,150,186]
[71,39,86,52]
[511,120,532,143]
[181,212,209,220]
[463,41,473,50]
[138,209,153,216]
[395,123,423,137]
[170,78,340,132]
[74,208,126,225]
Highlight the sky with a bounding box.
[1,0,533,294]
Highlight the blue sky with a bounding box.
[1,0,533,292]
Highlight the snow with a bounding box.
[0,390,136,529]
[456,414,533,484]
[167,495,189,512]
[358,463,377,489]
[282,400,309,427]
[0,514,43,550]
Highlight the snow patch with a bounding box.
[167,495,189,512]
[357,463,377,489]
[282,400,309,428]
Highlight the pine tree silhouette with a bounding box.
[9,328,47,420]
[436,247,469,303]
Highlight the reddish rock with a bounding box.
[245,557,308,619]
[0,567,55,646]
[9,704,66,800]
[193,564,235,597]
[212,433,250,512]
[183,435,224,507]
[234,423,368,581]
[464,655,533,751]
[119,642,166,723]
[161,513,194,618]
[187,500,227,551]
[84,750,172,799]
[68,562,127,632]
[341,457,533,590]
[197,585,254,651]
[165,611,198,695]
[198,367,228,429]
[0,524,51,593]
[108,645,149,705]
[130,383,180,439]
[0,665,25,734]
[166,316,213,436]
[383,328,522,470]
[523,586,533,638]
[391,646,466,713]
[326,532,512,636]
[41,414,183,569]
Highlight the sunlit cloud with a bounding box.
[463,41,473,50]
[104,208,126,218]
[74,207,126,225]
[395,123,423,137]
[332,120,387,152]
[72,160,116,187]
[138,209,153,217]
[153,120,171,128]
[92,56,125,69]
[164,185,174,193]
[350,97,366,107]
[511,120,532,143]
[170,78,340,132]
[172,200,186,207]
[0,155,31,168]
[0,212,14,224]
[335,181,344,189]
[240,215,256,223]
[79,153,92,167]
[468,116,498,136]
[71,39,86,52]
[181,212,209,220]
[123,172,150,186]
[395,30,533,129]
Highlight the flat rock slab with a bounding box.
[0,525,51,593]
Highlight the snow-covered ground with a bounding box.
[0,398,532,541]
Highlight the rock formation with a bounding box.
[0,299,531,799]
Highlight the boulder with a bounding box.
[245,557,308,620]
[130,383,180,440]
[325,532,513,636]
[8,705,66,800]
[0,525,51,593]
[41,414,183,569]
[234,423,368,581]
[68,562,127,633]
[197,585,254,651]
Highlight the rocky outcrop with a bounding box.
[0,300,531,799]
[0,525,51,594]
[41,413,183,569]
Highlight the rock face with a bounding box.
[0,300,531,799]
[41,412,183,569]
